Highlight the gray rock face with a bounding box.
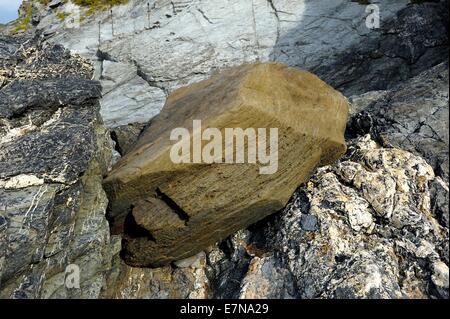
[0,35,113,298]
[31,0,446,128]
[301,1,449,96]
[348,62,449,181]
[0,78,101,118]
[99,60,166,128]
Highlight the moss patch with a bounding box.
[73,0,129,14]
[56,10,69,21]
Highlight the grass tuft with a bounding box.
[73,0,129,12]
[15,2,32,32]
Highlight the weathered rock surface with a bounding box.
[104,63,349,267]
[0,0,448,299]
[98,60,167,128]
[300,0,449,96]
[25,0,448,128]
[100,235,210,298]
[203,136,449,299]
[271,136,448,298]
[110,122,146,156]
[0,35,113,298]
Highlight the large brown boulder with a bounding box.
[103,63,349,267]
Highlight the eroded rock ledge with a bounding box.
[0,35,113,298]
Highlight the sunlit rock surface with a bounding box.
[29,0,448,128]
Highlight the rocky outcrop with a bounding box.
[301,0,449,96]
[348,62,449,181]
[0,0,448,299]
[104,63,349,267]
[21,1,445,129]
[270,136,448,299]
[0,35,113,298]
[206,136,449,299]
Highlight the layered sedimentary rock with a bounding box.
[104,63,349,267]
[0,35,113,298]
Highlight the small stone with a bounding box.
[110,123,146,156]
[432,261,449,298]
[0,216,7,231]
[174,252,206,269]
[48,0,63,9]
[300,214,318,232]
[239,256,295,299]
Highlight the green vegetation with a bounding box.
[36,0,129,15]
[14,2,32,33]
[72,0,129,12]
[56,10,69,21]
[72,0,129,5]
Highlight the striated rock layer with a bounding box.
[104,63,349,267]
[0,35,113,298]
